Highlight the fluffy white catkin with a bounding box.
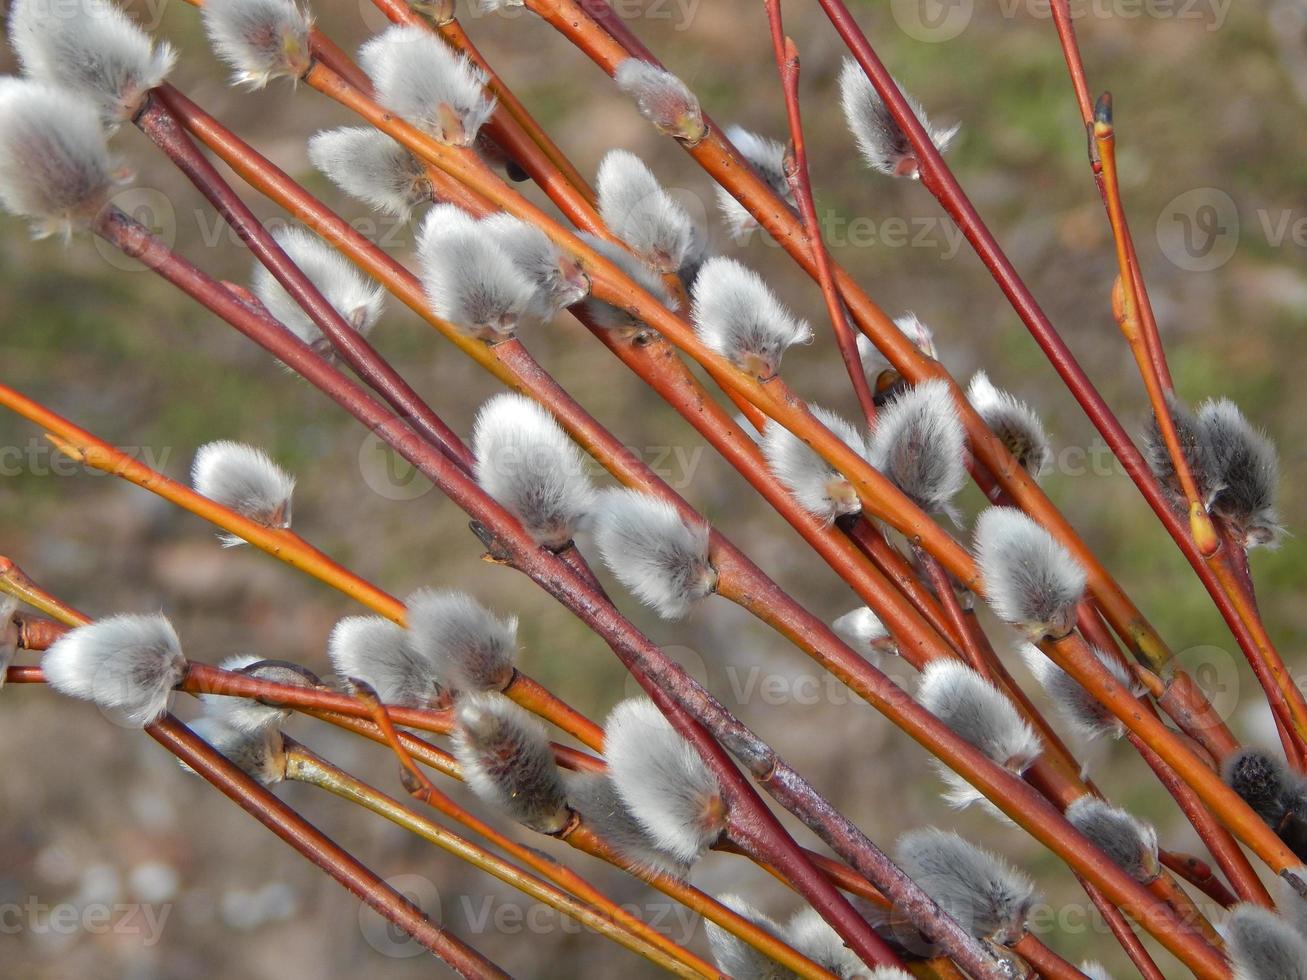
[357,26,495,146]
[478,213,589,320]
[472,393,596,549]
[562,771,689,878]
[8,0,175,127]
[613,59,705,142]
[416,204,537,339]
[716,125,795,241]
[1020,643,1141,741]
[604,698,725,865]
[1224,904,1307,980]
[1065,796,1160,883]
[190,441,295,545]
[202,0,312,89]
[201,655,316,735]
[761,405,867,524]
[831,606,897,660]
[591,489,716,619]
[576,232,677,335]
[895,828,1035,944]
[307,127,430,219]
[838,58,957,178]
[1199,398,1284,548]
[453,692,570,833]
[404,589,517,693]
[691,256,812,378]
[43,613,187,727]
[184,717,287,786]
[596,149,696,274]
[703,894,796,980]
[967,371,1052,479]
[249,226,385,354]
[0,79,113,240]
[973,507,1086,639]
[328,615,443,708]
[868,379,967,520]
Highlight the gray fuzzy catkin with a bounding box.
[1065,796,1160,883]
[472,393,596,549]
[8,0,175,127]
[613,59,704,140]
[838,58,957,178]
[453,692,570,833]
[577,232,677,335]
[184,717,287,786]
[249,226,385,354]
[967,371,1052,479]
[562,771,689,878]
[704,894,798,980]
[1020,643,1142,741]
[591,489,716,620]
[416,204,537,339]
[604,698,725,865]
[1225,904,1307,980]
[357,26,495,146]
[327,615,442,708]
[202,0,311,89]
[691,255,812,378]
[831,606,896,661]
[895,828,1035,943]
[868,379,967,520]
[405,589,517,693]
[761,405,867,524]
[307,127,430,219]
[479,214,589,320]
[716,126,796,241]
[973,506,1086,639]
[200,654,316,734]
[0,80,113,240]
[190,440,295,545]
[596,149,696,274]
[1199,398,1284,548]
[42,613,188,727]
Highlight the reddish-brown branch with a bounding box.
[151,714,507,978]
[762,9,877,427]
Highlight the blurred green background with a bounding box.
[1,0,1305,976]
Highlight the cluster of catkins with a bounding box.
[3,0,1304,976]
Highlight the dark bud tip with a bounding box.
[1094,92,1113,127]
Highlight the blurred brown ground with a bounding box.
[1,0,1305,976]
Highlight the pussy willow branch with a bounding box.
[163,72,1244,961]
[762,5,877,427]
[460,0,1246,770]
[1092,99,1304,759]
[280,741,714,979]
[10,592,501,978]
[519,0,1170,672]
[0,383,603,752]
[89,205,921,974]
[150,715,508,978]
[133,91,473,472]
[813,0,1307,743]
